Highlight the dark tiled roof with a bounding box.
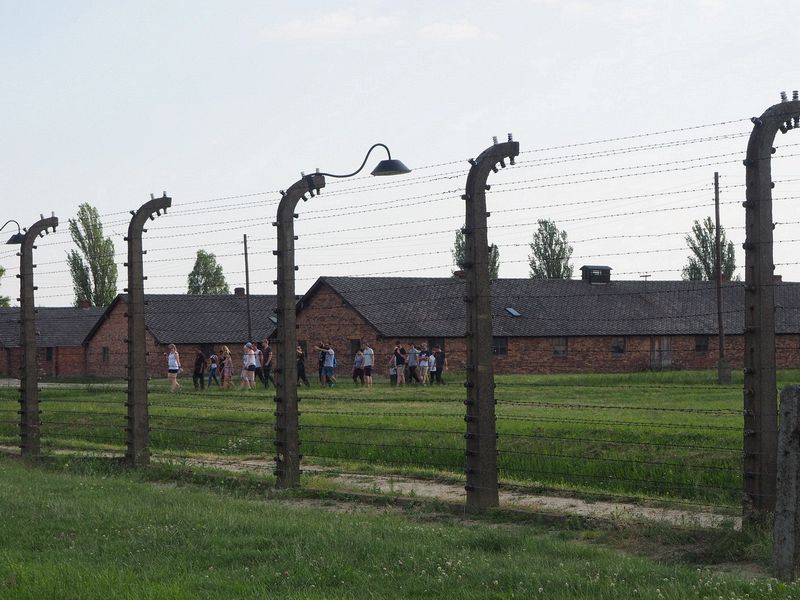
[120,294,277,345]
[0,307,105,348]
[313,276,800,338]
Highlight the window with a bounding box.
[695,335,709,352]
[102,346,110,364]
[505,307,521,317]
[350,339,362,357]
[610,337,626,355]
[45,347,53,362]
[492,337,508,356]
[552,337,568,356]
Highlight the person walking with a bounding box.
[321,344,336,387]
[362,341,374,388]
[433,345,447,385]
[221,345,233,389]
[388,352,397,386]
[407,343,421,384]
[394,344,406,386]
[352,349,365,385]
[315,341,326,386]
[262,339,276,389]
[192,349,206,391]
[166,344,181,393]
[419,343,430,385]
[240,342,256,390]
[253,342,265,387]
[428,345,437,385]
[207,349,220,387]
[296,345,310,387]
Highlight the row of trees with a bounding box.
[0,209,738,309]
[452,217,737,281]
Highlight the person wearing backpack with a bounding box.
[262,338,276,389]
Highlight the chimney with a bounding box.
[234,287,246,297]
[774,275,783,283]
[580,265,611,284]
[79,299,92,309]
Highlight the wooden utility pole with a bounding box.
[244,234,252,341]
[713,172,730,384]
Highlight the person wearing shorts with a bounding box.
[240,342,256,390]
[166,343,181,393]
[352,349,365,385]
[321,344,336,387]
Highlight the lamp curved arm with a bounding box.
[0,220,21,234]
[316,143,392,179]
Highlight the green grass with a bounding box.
[0,455,796,599]
[1,370,795,508]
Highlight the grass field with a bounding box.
[0,455,796,599]
[0,369,794,509]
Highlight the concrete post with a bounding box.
[774,385,800,582]
[17,215,58,456]
[125,194,171,467]
[274,174,326,487]
[743,94,800,522]
[463,136,519,511]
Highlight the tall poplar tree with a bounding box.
[188,250,230,294]
[528,219,573,279]
[681,217,737,281]
[0,265,9,307]
[67,203,118,307]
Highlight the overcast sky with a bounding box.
[1,1,798,306]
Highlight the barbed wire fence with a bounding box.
[1,101,799,540]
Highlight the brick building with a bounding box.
[0,306,105,377]
[294,270,800,376]
[83,292,277,378]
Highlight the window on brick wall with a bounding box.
[102,347,110,363]
[492,337,508,356]
[695,335,709,352]
[552,337,568,356]
[45,347,53,362]
[350,339,362,358]
[610,337,626,355]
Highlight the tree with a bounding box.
[0,265,9,307]
[67,203,118,307]
[188,250,230,294]
[681,217,737,281]
[528,219,573,279]
[451,228,500,279]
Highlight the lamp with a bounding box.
[1,220,24,245]
[315,143,411,179]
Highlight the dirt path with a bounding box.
[173,455,740,529]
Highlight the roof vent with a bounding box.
[234,287,245,297]
[580,265,611,284]
[269,316,278,324]
[505,307,521,317]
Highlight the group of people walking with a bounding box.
[165,340,276,393]
[166,339,447,392]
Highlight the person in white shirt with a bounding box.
[362,342,375,388]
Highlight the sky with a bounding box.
[0,0,799,307]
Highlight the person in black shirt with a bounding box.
[296,345,310,386]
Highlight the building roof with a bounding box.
[0,306,106,348]
[305,276,800,338]
[85,294,278,345]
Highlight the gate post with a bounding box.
[774,385,800,581]
[125,194,171,467]
[463,135,519,511]
[743,92,800,522]
[17,215,58,456]
[274,174,325,487]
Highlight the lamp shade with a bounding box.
[6,232,24,245]
[371,159,412,176]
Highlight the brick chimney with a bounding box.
[234,287,246,297]
[774,275,783,283]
